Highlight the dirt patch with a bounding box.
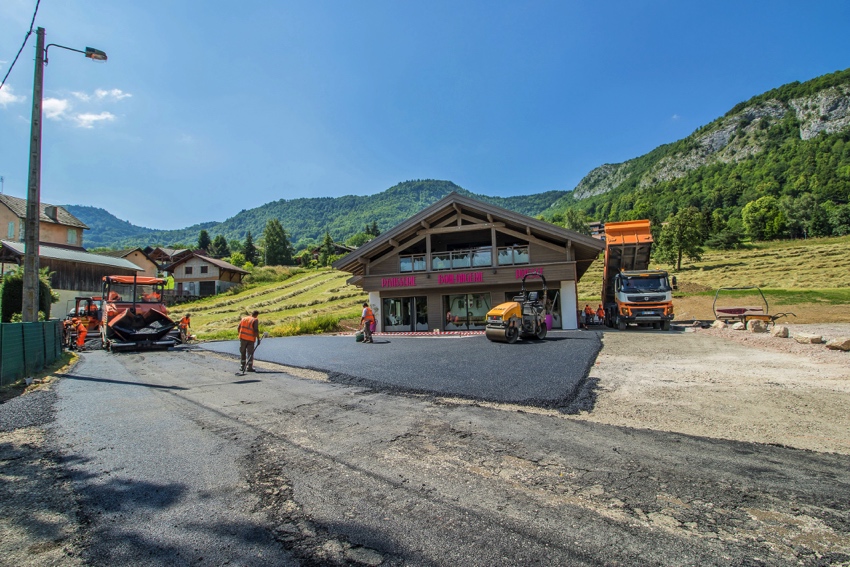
[573,323,850,455]
[673,296,850,324]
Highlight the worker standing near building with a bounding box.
[75,318,88,351]
[360,302,374,343]
[596,304,605,325]
[237,310,260,373]
[584,304,594,327]
[178,313,191,343]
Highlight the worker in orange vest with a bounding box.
[237,310,260,373]
[178,313,191,343]
[596,304,605,324]
[74,318,88,351]
[584,304,594,327]
[360,302,375,343]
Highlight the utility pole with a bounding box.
[22,27,45,322]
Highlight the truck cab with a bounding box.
[610,269,674,330]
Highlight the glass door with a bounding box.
[443,293,491,330]
[383,296,429,332]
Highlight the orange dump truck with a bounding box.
[602,220,674,331]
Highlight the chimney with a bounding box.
[44,205,59,221]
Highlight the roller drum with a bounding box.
[485,326,508,342]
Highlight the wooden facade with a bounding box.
[333,193,605,332]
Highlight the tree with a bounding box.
[560,209,591,235]
[243,231,258,265]
[263,219,292,266]
[653,207,705,271]
[345,232,372,248]
[228,251,246,267]
[318,231,336,266]
[209,235,230,258]
[197,230,212,252]
[742,196,786,240]
[0,267,57,322]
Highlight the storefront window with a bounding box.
[383,296,428,332]
[444,293,491,331]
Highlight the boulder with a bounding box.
[794,333,824,344]
[747,320,768,333]
[825,337,850,352]
[711,320,727,330]
[731,322,746,331]
[771,325,790,338]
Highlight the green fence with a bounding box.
[0,320,64,387]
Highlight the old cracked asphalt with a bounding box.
[2,333,848,566]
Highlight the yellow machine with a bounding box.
[485,273,548,343]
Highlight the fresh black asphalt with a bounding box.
[201,330,602,408]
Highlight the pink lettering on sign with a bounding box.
[515,267,544,279]
[438,272,484,285]
[382,276,416,288]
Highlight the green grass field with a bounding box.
[181,235,850,338]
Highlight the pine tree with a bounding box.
[319,231,335,266]
[210,235,230,258]
[243,231,258,265]
[263,219,292,266]
[197,230,212,252]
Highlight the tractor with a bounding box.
[484,273,548,343]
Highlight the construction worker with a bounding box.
[64,319,75,349]
[75,318,88,351]
[360,302,375,343]
[584,304,594,327]
[237,310,260,373]
[596,304,605,324]
[178,313,191,343]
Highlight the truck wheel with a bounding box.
[662,320,671,331]
[617,317,626,331]
[505,326,519,344]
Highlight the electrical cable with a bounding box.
[0,0,42,91]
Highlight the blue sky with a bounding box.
[1,1,848,230]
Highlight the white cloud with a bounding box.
[94,88,132,101]
[43,97,70,119]
[0,85,26,106]
[73,111,115,129]
[72,91,91,101]
[671,114,681,121]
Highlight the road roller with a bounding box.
[485,273,548,343]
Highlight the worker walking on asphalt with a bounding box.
[596,304,605,325]
[360,302,374,343]
[178,313,191,343]
[584,304,594,327]
[237,310,260,373]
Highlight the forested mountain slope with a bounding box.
[548,68,850,238]
[68,181,567,250]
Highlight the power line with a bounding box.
[0,0,42,91]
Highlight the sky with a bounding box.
[1,1,849,230]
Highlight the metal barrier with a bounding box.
[0,320,64,387]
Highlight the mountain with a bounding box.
[67,180,568,251]
[546,68,850,238]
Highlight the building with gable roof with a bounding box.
[332,192,604,332]
[163,251,249,297]
[0,193,88,249]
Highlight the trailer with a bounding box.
[713,286,795,328]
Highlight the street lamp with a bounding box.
[22,27,106,322]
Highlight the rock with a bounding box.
[711,320,727,329]
[771,325,789,338]
[731,322,746,331]
[825,337,850,351]
[794,333,823,344]
[747,320,767,333]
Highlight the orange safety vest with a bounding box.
[179,316,190,329]
[584,306,593,315]
[596,307,605,318]
[362,306,375,323]
[238,316,258,341]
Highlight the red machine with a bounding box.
[100,275,177,352]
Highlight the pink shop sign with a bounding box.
[515,267,544,279]
[438,272,483,285]
[382,276,416,288]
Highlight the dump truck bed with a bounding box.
[602,220,654,305]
